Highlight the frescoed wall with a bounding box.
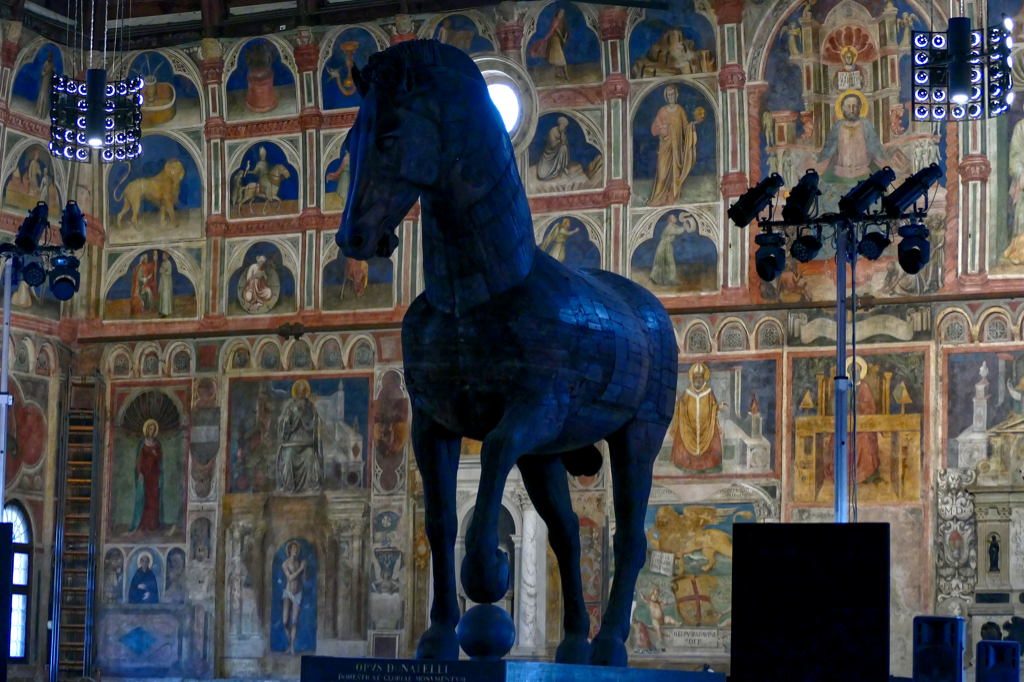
[3,0,1024,677]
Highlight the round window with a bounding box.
[487,83,521,133]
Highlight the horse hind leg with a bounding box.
[411,407,462,660]
[591,418,665,666]
[517,456,590,663]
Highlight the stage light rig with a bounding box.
[729,163,942,523]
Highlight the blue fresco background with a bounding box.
[320,28,380,111]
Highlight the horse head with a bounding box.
[335,40,513,263]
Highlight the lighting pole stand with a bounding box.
[833,226,852,523]
[0,257,13,509]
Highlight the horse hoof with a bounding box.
[416,623,460,660]
[460,549,510,604]
[555,634,591,664]
[589,635,627,667]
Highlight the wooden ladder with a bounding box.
[50,378,102,682]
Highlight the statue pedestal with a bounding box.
[301,656,724,682]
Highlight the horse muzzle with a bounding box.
[377,231,399,258]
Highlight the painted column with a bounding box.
[599,8,630,274]
[200,39,227,318]
[716,0,748,299]
[745,83,769,298]
[295,32,323,314]
[517,506,543,652]
[959,152,992,290]
[495,2,525,65]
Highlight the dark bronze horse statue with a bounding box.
[337,40,678,666]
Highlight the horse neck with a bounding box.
[420,150,535,316]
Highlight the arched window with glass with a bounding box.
[4,503,31,661]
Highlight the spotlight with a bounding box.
[883,164,943,217]
[839,167,896,218]
[21,261,45,287]
[754,232,786,281]
[728,174,784,228]
[1005,15,1014,32]
[16,203,49,252]
[60,200,87,250]
[859,226,892,261]
[48,256,80,301]
[898,224,931,274]
[790,226,822,263]
[782,170,821,223]
[948,18,973,104]
[85,69,107,148]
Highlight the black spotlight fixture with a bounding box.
[782,170,821,223]
[48,256,81,301]
[728,174,784,228]
[21,260,46,287]
[948,17,973,104]
[898,224,932,274]
[754,232,786,281]
[859,226,892,261]
[839,167,896,219]
[883,164,943,217]
[790,225,823,263]
[60,200,87,251]
[15,203,49,252]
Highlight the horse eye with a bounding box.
[376,136,396,152]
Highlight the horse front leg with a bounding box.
[412,406,462,660]
[462,400,563,605]
[591,418,662,666]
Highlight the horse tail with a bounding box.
[560,444,603,478]
[112,162,133,203]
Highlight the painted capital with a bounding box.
[200,37,222,61]
[715,0,746,26]
[299,209,324,231]
[721,172,749,198]
[602,72,630,101]
[1,41,19,69]
[718,63,746,91]
[299,108,323,131]
[598,9,627,41]
[603,179,631,205]
[294,43,319,73]
[959,154,992,183]
[496,22,524,51]
[206,214,228,237]
[199,58,224,85]
[204,116,228,141]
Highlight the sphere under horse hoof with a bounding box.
[457,604,516,660]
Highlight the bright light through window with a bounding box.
[488,83,520,133]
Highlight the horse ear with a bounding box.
[352,65,369,98]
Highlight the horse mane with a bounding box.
[361,39,486,95]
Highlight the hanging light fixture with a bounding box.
[49,0,143,163]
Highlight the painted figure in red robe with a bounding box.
[132,419,164,533]
[130,252,159,316]
[825,358,880,484]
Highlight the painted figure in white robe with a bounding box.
[815,94,888,185]
[1004,118,1024,264]
[158,255,174,317]
[650,213,696,287]
[537,117,571,180]
[242,256,274,309]
[539,218,579,263]
[277,380,324,493]
[35,51,55,119]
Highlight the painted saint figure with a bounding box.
[539,218,579,263]
[281,541,308,655]
[131,419,164,534]
[243,256,274,309]
[1004,117,1024,264]
[529,8,569,80]
[277,380,324,493]
[824,358,880,483]
[989,534,1001,573]
[648,86,704,207]
[537,117,571,180]
[158,254,174,317]
[670,363,725,471]
[815,93,888,184]
[35,50,56,118]
[326,151,351,211]
[650,213,696,287]
[131,253,158,315]
[128,552,160,604]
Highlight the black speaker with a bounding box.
[730,523,890,682]
[913,616,965,682]
[1,522,13,682]
[976,640,1020,682]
